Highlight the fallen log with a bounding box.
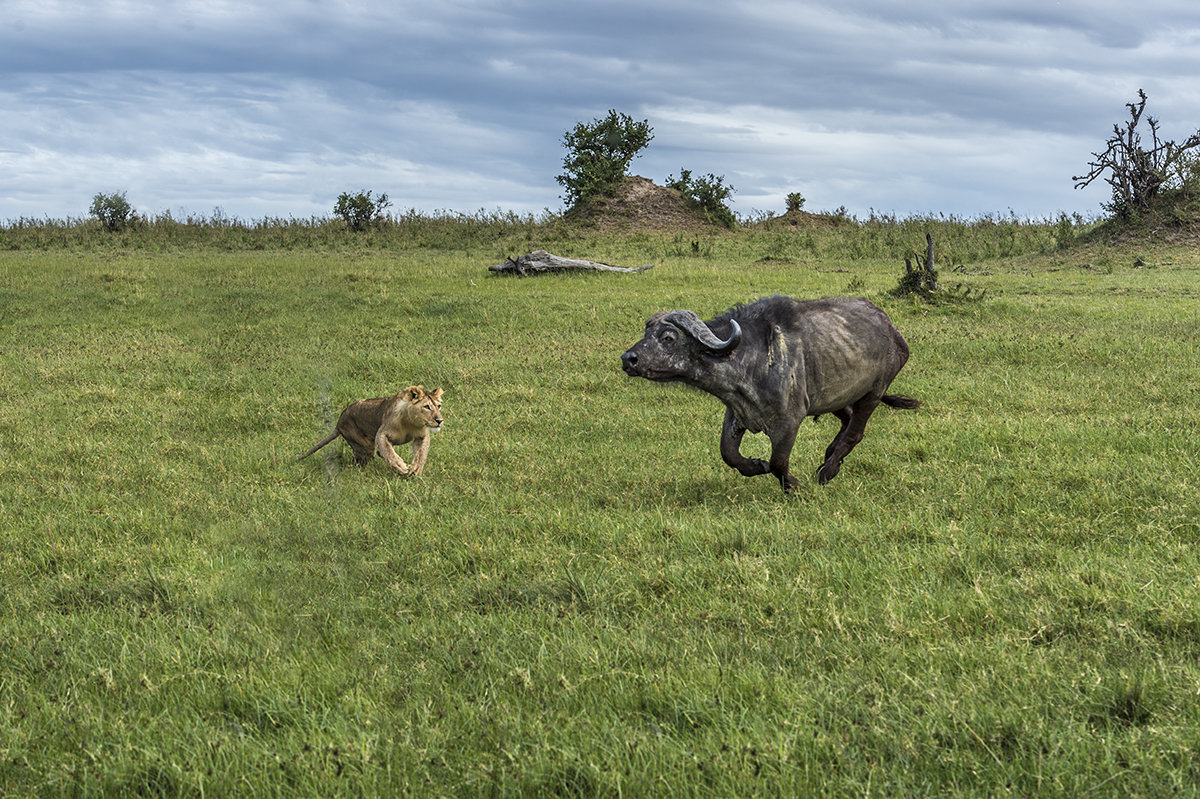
[490,250,654,276]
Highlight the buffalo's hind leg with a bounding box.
[824,406,853,463]
[721,408,771,477]
[817,396,881,484]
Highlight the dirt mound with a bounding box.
[1080,197,1200,246]
[564,176,717,230]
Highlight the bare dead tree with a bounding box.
[1073,89,1200,217]
[894,233,938,296]
[892,234,985,302]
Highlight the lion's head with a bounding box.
[403,385,444,431]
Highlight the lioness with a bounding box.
[300,385,444,476]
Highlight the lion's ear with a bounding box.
[431,388,443,400]
[405,386,422,400]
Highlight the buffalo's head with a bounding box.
[621,309,742,382]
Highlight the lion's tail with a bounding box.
[298,430,339,460]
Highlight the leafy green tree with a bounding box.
[89,191,134,232]
[334,190,392,231]
[557,111,654,207]
[666,169,737,228]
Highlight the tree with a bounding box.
[89,191,134,232]
[1073,89,1200,218]
[557,110,654,207]
[334,190,392,231]
[665,169,737,228]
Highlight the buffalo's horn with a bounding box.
[664,310,742,354]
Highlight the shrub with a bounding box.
[786,192,806,212]
[557,111,654,207]
[1054,212,1076,250]
[89,192,135,232]
[666,169,737,228]
[334,190,392,231]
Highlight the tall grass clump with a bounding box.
[812,209,1092,262]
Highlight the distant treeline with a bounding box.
[0,206,1092,263]
[0,208,562,252]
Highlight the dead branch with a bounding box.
[489,250,654,276]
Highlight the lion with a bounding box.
[300,385,444,476]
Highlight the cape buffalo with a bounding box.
[621,295,919,493]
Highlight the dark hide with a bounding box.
[620,295,919,493]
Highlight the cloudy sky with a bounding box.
[3,1,1199,222]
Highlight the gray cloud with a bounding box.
[2,1,1197,220]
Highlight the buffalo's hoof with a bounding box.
[816,461,841,484]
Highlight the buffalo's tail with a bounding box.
[882,394,921,410]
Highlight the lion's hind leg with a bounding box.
[338,424,376,466]
[349,442,375,465]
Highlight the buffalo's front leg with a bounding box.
[720,409,770,477]
[817,396,880,484]
[767,423,802,493]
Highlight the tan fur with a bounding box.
[300,385,444,476]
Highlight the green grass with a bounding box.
[2,228,1200,796]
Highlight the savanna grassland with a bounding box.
[2,214,1199,797]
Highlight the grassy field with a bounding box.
[2,223,1199,796]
